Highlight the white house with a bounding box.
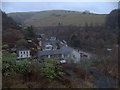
[39,41,42,46]
[17,46,31,59]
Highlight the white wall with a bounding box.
[18,50,31,59]
[64,51,80,63]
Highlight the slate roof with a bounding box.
[17,46,29,51]
[61,46,74,55]
[38,46,74,56]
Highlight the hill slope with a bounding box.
[2,11,24,47]
[8,10,107,27]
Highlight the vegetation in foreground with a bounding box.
[2,51,118,88]
[2,51,66,88]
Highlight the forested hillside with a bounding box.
[32,9,119,52]
[2,11,24,48]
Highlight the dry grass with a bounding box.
[81,81,96,88]
[47,80,67,88]
[97,59,118,79]
[9,10,106,27]
[60,76,96,88]
[2,64,97,88]
[73,66,97,82]
[25,13,106,27]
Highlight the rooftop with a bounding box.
[38,46,74,56]
[17,46,29,51]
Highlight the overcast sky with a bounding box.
[2,2,118,14]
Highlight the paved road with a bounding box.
[87,69,118,88]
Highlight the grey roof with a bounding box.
[17,46,29,51]
[38,46,74,56]
[61,46,74,55]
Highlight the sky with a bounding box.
[2,2,118,14]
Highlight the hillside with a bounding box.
[8,10,107,27]
[2,11,24,47]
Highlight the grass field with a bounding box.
[8,10,107,27]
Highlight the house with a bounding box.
[38,41,42,46]
[62,40,67,44]
[106,48,112,51]
[50,37,56,41]
[28,40,32,43]
[43,44,53,51]
[37,38,42,41]
[38,46,80,63]
[17,46,31,59]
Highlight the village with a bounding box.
[2,31,118,88]
[2,2,119,88]
[7,32,92,64]
[2,24,116,65]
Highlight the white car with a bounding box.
[59,60,67,64]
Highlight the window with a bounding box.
[21,55,23,57]
[21,51,22,54]
[24,51,25,54]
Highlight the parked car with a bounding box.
[80,52,84,57]
[59,59,67,64]
[82,54,88,57]
[80,52,84,55]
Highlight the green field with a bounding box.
[8,10,107,27]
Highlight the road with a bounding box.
[65,68,118,88]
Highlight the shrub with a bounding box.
[40,58,65,82]
[2,44,9,49]
[2,52,65,82]
[2,51,32,77]
[81,57,110,69]
[2,51,16,76]
[14,60,32,75]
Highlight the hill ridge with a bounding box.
[8,10,107,27]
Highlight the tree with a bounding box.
[2,44,9,50]
[2,11,18,28]
[27,25,35,38]
[118,30,120,45]
[2,51,16,76]
[40,58,64,82]
[71,35,81,48]
[16,39,28,47]
[106,9,119,29]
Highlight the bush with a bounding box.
[2,52,65,82]
[81,57,110,69]
[2,51,16,76]
[70,35,81,48]
[2,44,9,48]
[2,51,32,77]
[40,58,65,82]
[14,60,32,76]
